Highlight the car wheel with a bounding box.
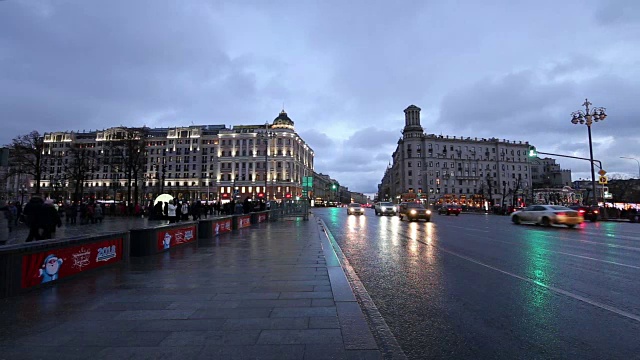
[455,213,459,216]
[426,218,431,222]
[567,224,576,228]
[542,217,551,227]
[512,216,521,225]
[590,218,597,223]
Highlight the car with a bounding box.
[347,203,365,215]
[568,205,600,222]
[374,202,397,216]
[511,204,583,228]
[438,204,462,216]
[398,202,431,222]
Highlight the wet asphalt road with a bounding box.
[313,208,640,360]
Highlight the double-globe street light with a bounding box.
[619,157,640,179]
[571,99,607,206]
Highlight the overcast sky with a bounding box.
[1,0,639,194]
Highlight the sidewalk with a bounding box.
[0,215,393,359]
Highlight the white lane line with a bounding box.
[553,251,640,270]
[449,233,640,270]
[426,242,640,323]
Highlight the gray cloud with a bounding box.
[1,0,640,194]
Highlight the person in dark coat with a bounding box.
[41,199,62,240]
[24,196,44,242]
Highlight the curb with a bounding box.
[316,217,407,360]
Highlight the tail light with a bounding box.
[556,212,566,216]
[578,210,585,213]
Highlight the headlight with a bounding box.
[410,210,417,214]
[426,210,431,214]
[392,206,396,211]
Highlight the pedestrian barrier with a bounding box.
[129,221,199,257]
[198,216,233,238]
[0,231,130,298]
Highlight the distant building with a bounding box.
[22,110,314,203]
[530,157,572,188]
[379,105,534,207]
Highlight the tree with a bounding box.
[103,127,148,211]
[8,131,46,194]
[64,143,99,202]
[511,176,523,207]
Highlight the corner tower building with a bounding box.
[379,105,533,208]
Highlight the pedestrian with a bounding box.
[41,199,62,240]
[15,201,23,226]
[181,201,189,221]
[94,203,103,223]
[167,200,177,223]
[24,196,44,242]
[0,200,12,236]
[7,202,17,232]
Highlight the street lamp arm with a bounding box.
[537,151,602,169]
[619,156,640,179]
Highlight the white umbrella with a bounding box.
[154,194,174,206]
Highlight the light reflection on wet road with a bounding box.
[314,208,640,360]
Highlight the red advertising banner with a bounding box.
[258,213,267,223]
[238,215,251,229]
[21,238,123,289]
[213,218,232,235]
[157,225,197,251]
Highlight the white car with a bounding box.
[347,203,364,215]
[374,202,397,216]
[511,205,583,228]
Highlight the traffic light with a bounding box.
[258,192,264,198]
[528,146,537,157]
[332,184,337,190]
[285,193,292,199]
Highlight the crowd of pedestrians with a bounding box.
[1,195,271,243]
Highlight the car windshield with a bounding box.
[549,205,571,210]
[349,203,361,207]
[380,202,393,206]
[406,203,425,209]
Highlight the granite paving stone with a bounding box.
[271,306,337,318]
[279,291,333,299]
[199,344,305,360]
[257,329,343,345]
[309,316,341,329]
[222,317,309,330]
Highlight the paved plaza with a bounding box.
[0,215,390,360]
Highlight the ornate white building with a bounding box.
[379,105,533,207]
[32,110,314,203]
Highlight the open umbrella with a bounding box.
[154,194,174,206]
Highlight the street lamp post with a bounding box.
[620,157,640,179]
[258,123,276,201]
[571,99,607,206]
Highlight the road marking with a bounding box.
[553,251,640,270]
[443,232,640,270]
[418,239,640,323]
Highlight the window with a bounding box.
[408,162,412,168]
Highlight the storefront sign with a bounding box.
[157,225,197,251]
[213,218,232,235]
[21,237,123,289]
